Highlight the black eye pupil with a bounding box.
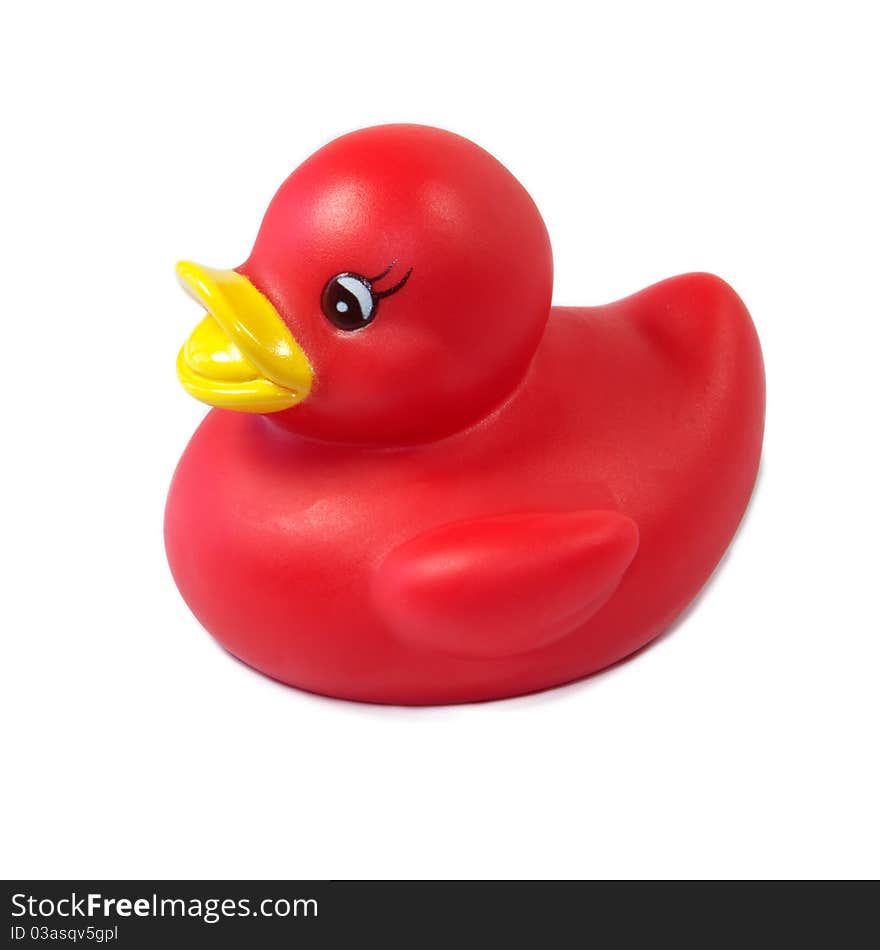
[321,273,375,331]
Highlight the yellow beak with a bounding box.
[175,261,313,412]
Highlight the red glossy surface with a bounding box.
[165,125,765,704]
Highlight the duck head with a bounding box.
[176,124,553,444]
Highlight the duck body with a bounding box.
[166,264,764,704]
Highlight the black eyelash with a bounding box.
[370,261,413,300]
[366,262,397,283]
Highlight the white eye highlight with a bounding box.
[336,275,374,322]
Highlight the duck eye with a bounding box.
[321,273,375,331]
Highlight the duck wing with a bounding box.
[372,510,639,659]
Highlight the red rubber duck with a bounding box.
[165,124,765,704]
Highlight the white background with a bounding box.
[2,1,878,880]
